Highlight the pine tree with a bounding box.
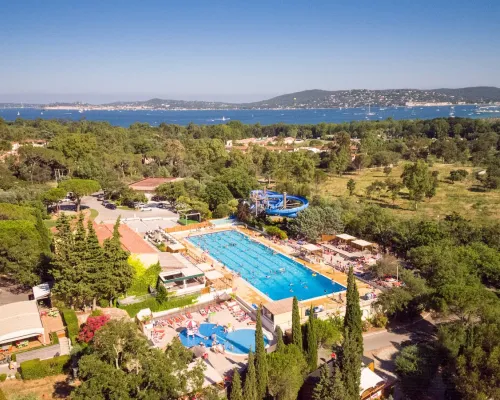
[292,296,302,351]
[312,363,333,400]
[275,325,285,352]
[306,306,318,371]
[344,266,363,354]
[85,220,105,309]
[341,328,361,400]
[230,369,243,400]
[102,217,133,305]
[331,362,346,400]
[243,352,258,400]
[35,209,51,253]
[255,307,268,399]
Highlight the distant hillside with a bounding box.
[35,86,500,110]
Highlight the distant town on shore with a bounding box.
[2,86,500,111]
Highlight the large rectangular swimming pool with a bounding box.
[188,230,346,301]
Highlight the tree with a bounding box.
[267,344,308,400]
[306,306,318,371]
[312,363,333,400]
[73,320,205,400]
[289,205,344,241]
[340,328,361,400]
[372,254,400,278]
[101,218,134,305]
[344,267,363,353]
[204,181,233,211]
[236,202,251,223]
[156,181,187,207]
[401,160,435,210]
[346,179,356,196]
[85,220,105,309]
[330,362,346,400]
[230,369,243,400]
[255,308,268,399]
[41,187,66,213]
[275,325,285,352]
[243,352,258,400]
[292,297,303,351]
[59,179,100,211]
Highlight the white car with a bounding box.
[140,207,153,212]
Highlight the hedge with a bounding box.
[20,355,70,380]
[61,309,79,343]
[128,258,161,296]
[119,294,198,318]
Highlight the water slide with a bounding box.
[250,190,309,218]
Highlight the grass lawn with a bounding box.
[318,163,500,222]
[44,219,57,229]
[178,219,200,226]
[89,208,99,220]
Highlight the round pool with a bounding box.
[179,323,269,355]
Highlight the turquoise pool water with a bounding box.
[188,230,346,301]
[179,323,268,354]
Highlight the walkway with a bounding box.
[16,345,63,363]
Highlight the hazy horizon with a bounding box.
[1,0,499,104]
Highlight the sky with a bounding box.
[1,0,499,103]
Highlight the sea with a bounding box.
[0,105,498,128]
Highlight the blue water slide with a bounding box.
[250,190,309,218]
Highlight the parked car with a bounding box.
[134,202,145,208]
[140,206,153,211]
[105,203,117,210]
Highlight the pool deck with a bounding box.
[174,226,377,315]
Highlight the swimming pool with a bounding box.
[188,230,346,301]
[178,323,268,355]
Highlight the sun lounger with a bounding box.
[247,321,256,325]
[185,312,192,319]
[200,309,207,316]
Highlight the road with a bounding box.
[16,344,63,363]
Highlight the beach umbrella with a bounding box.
[186,319,198,329]
[190,345,206,358]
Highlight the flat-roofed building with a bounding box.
[0,301,46,346]
[128,177,182,199]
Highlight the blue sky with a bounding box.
[1,0,499,103]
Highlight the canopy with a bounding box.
[196,263,214,271]
[360,367,385,394]
[190,345,206,358]
[336,233,356,241]
[205,270,224,281]
[301,243,322,252]
[351,239,372,248]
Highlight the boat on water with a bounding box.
[475,106,500,113]
[366,104,375,116]
[17,111,20,116]
[78,109,84,113]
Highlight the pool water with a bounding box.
[188,230,346,301]
[178,323,268,355]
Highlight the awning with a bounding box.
[360,367,385,395]
[205,270,224,281]
[0,301,44,345]
[336,234,356,241]
[351,239,372,248]
[167,243,185,252]
[196,263,214,271]
[301,243,322,252]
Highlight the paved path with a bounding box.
[82,195,179,223]
[16,345,63,363]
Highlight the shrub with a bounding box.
[90,309,103,317]
[362,320,371,332]
[20,356,70,380]
[265,225,288,240]
[98,298,109,308]
[15,372,21,380]
[61,309,79,343]
[119,294,198,318]
[213,204,233,218]
[78,315,110,343]
[10,354,16,362]
[449,169,469,182]
[371,313,388,328]
[0,374,6,382]
[128,258,161,296]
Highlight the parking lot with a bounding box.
[82,195,180,224]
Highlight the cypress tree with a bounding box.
[34,209,51,253]
[312,363,333,400]
[341,328,361,400]
[344,266,363,353]
[230,368,243,400]
[103,217,133,305]
[331,363,346,400]
[85,220,104,309]
[73,213,92,307]
[275,325,285,352]
[306,306,318,371]
[243,351,258,400]
[292,296,302,351]
[255,307,268,399]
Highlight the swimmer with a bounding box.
[290,289,294,293]
[289,283,294,286]
[304,286,308,289]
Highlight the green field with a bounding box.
[319,163,500,222]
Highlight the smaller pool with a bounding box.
[178,323,269,355]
